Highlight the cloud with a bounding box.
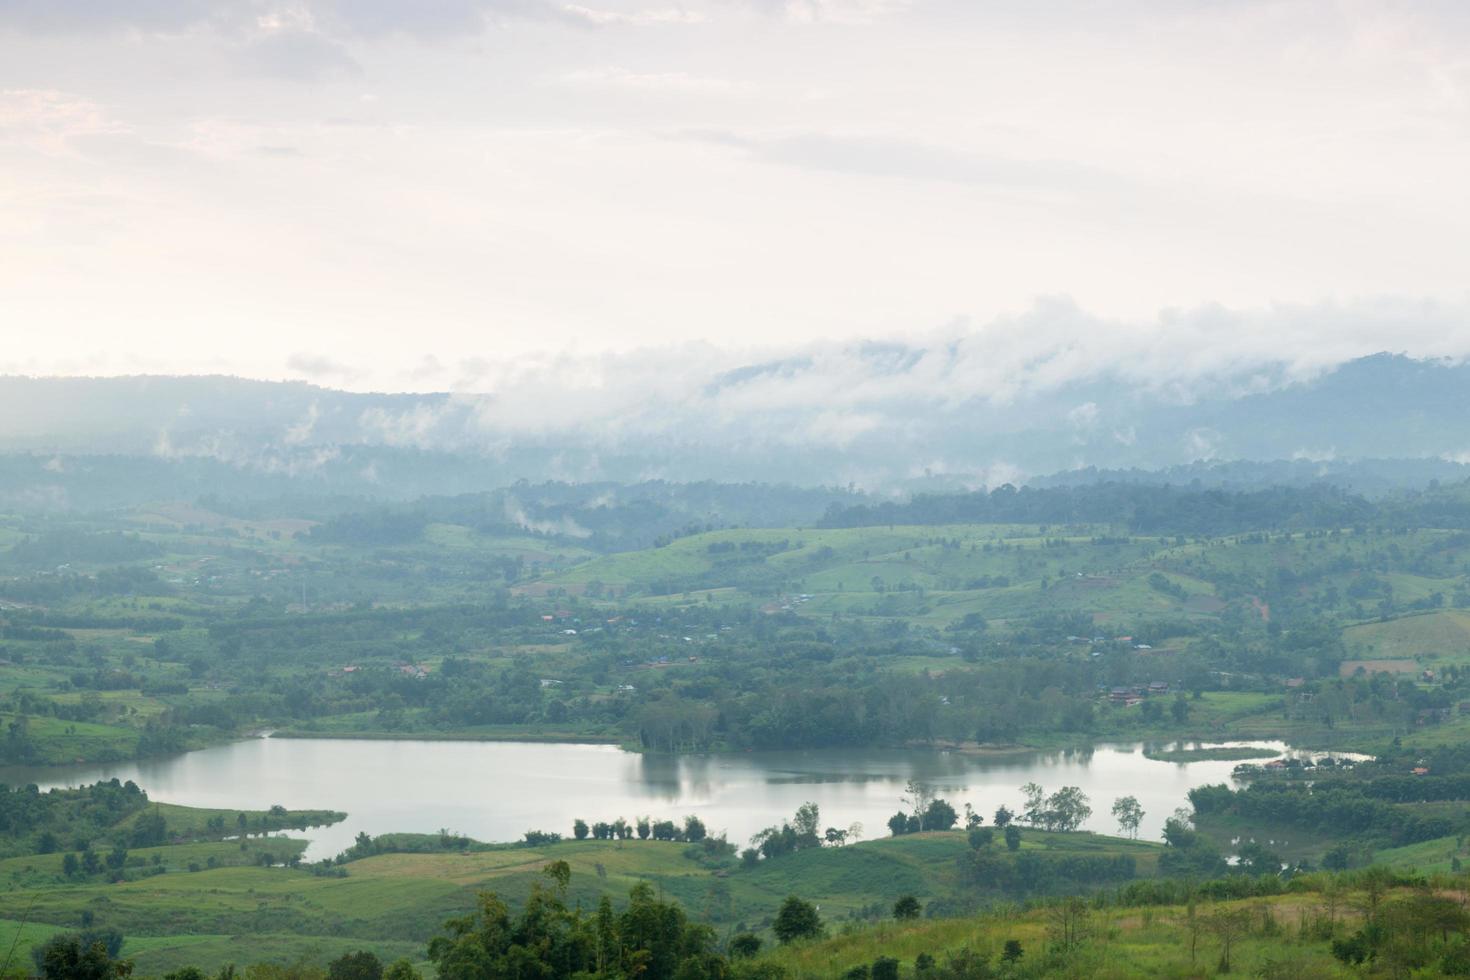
[0,0,607,40]
[560,5,706,26]
[152,427,344,475]
[282,403,321,445]
[0,0,236,35]
[560,66,748,94]
[0,88,130,155]
[286,352,359,381]
[739,0,914,24]
[684,130,1132,199]
[503,495,592,537]
[337,297,1470,467]
[235,30,361,79]
[1066,402,1100,430]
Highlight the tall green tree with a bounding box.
[772,896,824,944]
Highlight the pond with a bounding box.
[0,737,1337,861]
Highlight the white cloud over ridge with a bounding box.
[337,296,1470,457]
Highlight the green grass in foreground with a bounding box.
[0,830,1165,973]
[764,890,1359,978]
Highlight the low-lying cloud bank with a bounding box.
[3,297,1470,490]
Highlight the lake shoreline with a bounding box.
[268,729,625,745]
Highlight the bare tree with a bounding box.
[1208,906,1252,973]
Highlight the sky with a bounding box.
[2,0,1469,393]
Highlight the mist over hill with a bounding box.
[4,351,1470,509]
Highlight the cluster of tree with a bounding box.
[427,862,794,979]
[298,481,859,553]
[1327,870,1470,975]
[0,565,175,602]
[571,814,711,844]
[5,529,163,569]
[1188,781,1457,847]
[1019,783,1092,832]
[0,779,152,858]
[747,802,834,861]
[29,931,424,980]
[819,483,1377,535]
[965,848,1137,895]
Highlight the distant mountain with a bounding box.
[2,352,1469,507]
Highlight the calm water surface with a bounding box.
[0,738,1321,861]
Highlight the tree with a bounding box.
[993,805,1013,828]
[1181,897,1203,966]
[382,961,421,980]
[1208,906,1253,973]
[1111,796,1144,839]
[34,934,131,980]
[903,780,936,819]
[921,799,958,831]
[1002,940,1023,963]
[772,896,823,944]
[871,956,899,980]
[130,811,166,846]
[729,933,761,959]
[887,811,909,837]
[429,873,720,980]
[63,852,80,877]
[1004,825,1021,851]
[792,802,821,848]
[1322,842,1353,871]
[573,819,589,840]
[893,895,922,920]
[327,951,383,980]
[1020,783,1045,826]
[963,803,983,830]
[683,814,707,842]
[1235,841,1283,877]
[1045,896,1091,951]
[1171,693,1190,723]
[1045,786,1092,832]
[968,827,994,849]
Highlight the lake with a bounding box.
[0,737,1325,861]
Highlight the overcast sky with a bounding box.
[3,0,1468,392]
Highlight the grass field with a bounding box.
[1342,609,1470,664]
[0,828,1167,974]
[761,886,1377,978]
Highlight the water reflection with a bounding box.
[0,737,1327,862]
